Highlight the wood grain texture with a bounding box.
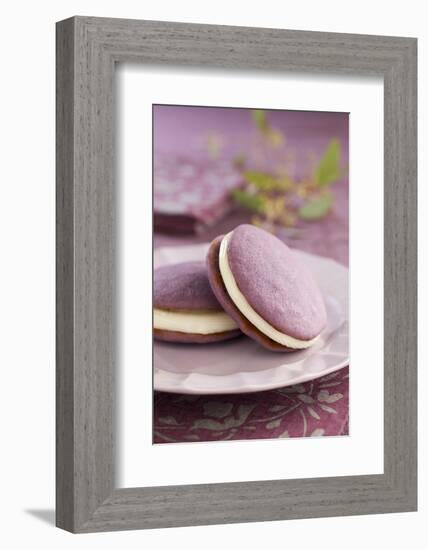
[56,16,417,533]
[56,17,75,532]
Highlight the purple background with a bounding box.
[154,105,348,164]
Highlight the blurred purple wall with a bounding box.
[153,104,348,164]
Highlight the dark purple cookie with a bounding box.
[154,261,241,344]
[153,328,241,344]
[206,225,327,352]
[154,261,220,311]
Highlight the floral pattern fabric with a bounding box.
[154,156,243,229]
[154,367,349,443]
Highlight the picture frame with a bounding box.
[56,16,417,533]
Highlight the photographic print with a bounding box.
[56,17,417,532]
[153,105,349,444]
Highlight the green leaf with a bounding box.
[316,139,342,186]
[299,193,334,220]
[232,189,266,213]
[252,109,269,133]
[243,171,277,190]
[243,171,292,191]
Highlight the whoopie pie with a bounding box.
[154,261,241,343]
[206,224,327,352]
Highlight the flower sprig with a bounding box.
[232,110,345,230]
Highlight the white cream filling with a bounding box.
[154,308,238,335]
[219,232,320,349]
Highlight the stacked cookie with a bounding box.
[154,261,241,343]
[154,224,327,352]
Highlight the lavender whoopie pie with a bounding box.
[154,261,241,344]
[206,224,327,352]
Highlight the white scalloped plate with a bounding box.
[154,243,349,394]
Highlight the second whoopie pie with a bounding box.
[154,261,241,344]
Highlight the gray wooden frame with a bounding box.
[56,16,417,533]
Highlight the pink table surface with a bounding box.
[153,106,349,443]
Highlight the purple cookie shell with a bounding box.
[227,225,327,340]
[154,261,222,311]
[207,236,293,352]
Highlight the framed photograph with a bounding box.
[56,16,417,532]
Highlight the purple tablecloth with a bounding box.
[154,367,348,443]
[153,106,349,443]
